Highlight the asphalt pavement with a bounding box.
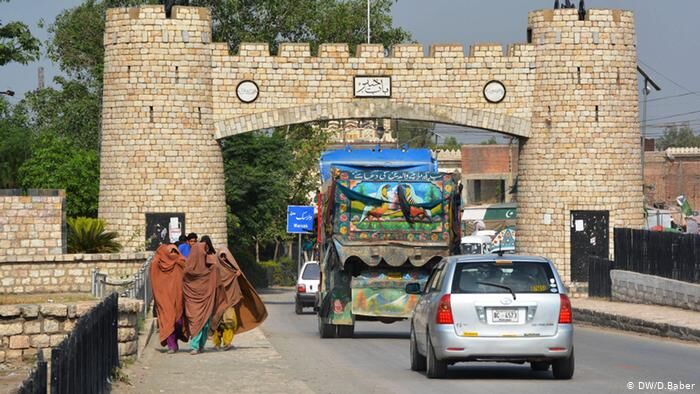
[115,288,700,394]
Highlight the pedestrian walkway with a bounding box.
[113,326,313,394]
[572,298,700,342]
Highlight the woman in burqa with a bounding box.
[183,237,219,354]
[149,243,188,353]
[211,247,268,351]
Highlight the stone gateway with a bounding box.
[100,6,643,286]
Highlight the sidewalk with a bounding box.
[572,298,700,343]
[112,327,313,394]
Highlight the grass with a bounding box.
[0,293,97,305]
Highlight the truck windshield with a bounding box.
[451,261,557,294]
[302,263,320,280]
[460,244,482,255]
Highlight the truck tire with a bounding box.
[336,324,354,338]
[318,317,336,338]
[426,334,447,379]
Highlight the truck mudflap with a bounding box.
[351,270,429,318]
[318,262,354,326]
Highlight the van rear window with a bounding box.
[302,263,320,280]
[451,261,558,294]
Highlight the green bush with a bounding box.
[67,217,122,253]
[260,257,297,286]
[231,247,269,289]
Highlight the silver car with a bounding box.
[406,254,574,379]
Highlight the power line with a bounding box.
[647,91,700,103]
[642,109,700,123]
[638,58,700,98]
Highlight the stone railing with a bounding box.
[0,297,142,363]
[611,270,700,312]
[0,252,152,294]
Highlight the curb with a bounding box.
[573,307,700,344]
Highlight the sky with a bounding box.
[1,0,699,142]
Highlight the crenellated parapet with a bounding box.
[100,5,644,285]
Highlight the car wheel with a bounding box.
[552,348,575,380]
[530,361,550,371]
[410,325,426,371]
[318,317,336,339]
[294,298,303,315]
[426,333,447,379]
[337,324,354,338]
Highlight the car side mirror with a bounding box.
[405,282,422,295]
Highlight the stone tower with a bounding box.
[100,6,226,250]
[518,9,644,283]
[100,5,644,287]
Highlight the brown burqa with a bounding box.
[183,242,219,337]
[212,247,268,334]
[150,244,188,345]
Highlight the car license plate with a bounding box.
[491,309,519,323]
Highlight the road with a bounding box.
[260,288,700,394]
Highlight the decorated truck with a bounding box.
[316,147,461,338]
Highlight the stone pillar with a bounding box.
[100,6,226,251]
[518,9,644,283]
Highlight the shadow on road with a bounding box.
[258,287,294,295]
[424,364,555,380]
[352,331,410,340]
[264,300,295,305]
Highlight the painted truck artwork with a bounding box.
[351,270,429,318]
[333,170,456,242]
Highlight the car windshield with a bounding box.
[451,261,558,294]
[302,263,320,280]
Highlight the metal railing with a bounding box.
[91,254,154,318]
[16,349,48,394]
[50,293,119,394]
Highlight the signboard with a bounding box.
[145,213,185,251]
[483,80,506,103]
[236,80,259,103]
[287,205,315,233]
[354,76,391,98]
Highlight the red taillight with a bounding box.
[297,284,306,293]
[436,294,454,325]
[558,294,572,324]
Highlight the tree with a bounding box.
[439,136,461,151]
[18,132,100,217]
[222,131,293,261]
[18,77,101,150]
[0,98,32,188]
[393,120,437,148]
[656,125,700,151]
[191,0,411,54]
[480,137,498,145]
[0,0,40,66]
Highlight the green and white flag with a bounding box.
[676,195,693,217]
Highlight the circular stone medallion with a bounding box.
[236,80,259,103]
[483,80,506,103]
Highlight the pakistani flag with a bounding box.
[677,195,693,217]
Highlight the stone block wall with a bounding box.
[0,190,65,257]
[0,253,150,294]
[611,270,700,312]
[0,297,143,363]
[100,5,644,285]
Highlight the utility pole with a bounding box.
[367,0,371,44]
[637,66,661,203]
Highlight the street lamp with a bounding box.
[0,90,15,96]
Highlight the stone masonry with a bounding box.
[611,270,700,312]
[0,298,143,363]
[0,190,65,257]
[0,252,149,294]
[100,6,644,283]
